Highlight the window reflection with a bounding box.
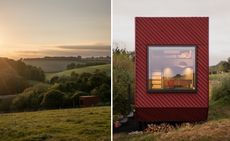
[148,46,196,91]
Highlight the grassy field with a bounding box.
[0,106,111,141]
[114,73,230,141]
[46,64,111,81]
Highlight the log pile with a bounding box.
[144,123,175,133]
[128,131,143,135]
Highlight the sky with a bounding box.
[0,0,110,59]
[113,0,230,66]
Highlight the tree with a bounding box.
[228,57,230,64]
[11,93,29,111]
[87,71,108,90]
[78,73,92,92]
[113,46,134,115]
[71,91,88,107]
[11,83,48,111]
[41,90,64,109]
[0,72,29,95]
[218,61,229,73]
[91,83,110,103]
[77,56,82,60]
[15,60,45,81]
[113,92,131,115]
[66,63,76,70]
[50,76,59,84]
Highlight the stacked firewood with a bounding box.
[128,131,143,135]
[144,123,175,133]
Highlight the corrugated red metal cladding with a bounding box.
[135,17,209,121]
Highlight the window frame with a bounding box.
[146,45,198,93]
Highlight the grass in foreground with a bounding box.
[46,64,111,80]
[0,106,110,141]
[114,103,230,141]
[114,119,230,141]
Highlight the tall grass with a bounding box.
[212,76,230,105]
[209,72,230,81]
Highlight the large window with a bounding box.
[148,46,196,92]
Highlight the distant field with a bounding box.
[46,64,111,81]
[24,59,110,73]
[23,60,83,72]
[0,106,111,141]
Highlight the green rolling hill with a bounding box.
[46,64,111,81]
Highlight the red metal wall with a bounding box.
[135,17,209,121]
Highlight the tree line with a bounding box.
[0,70,110,112]
[23,56,111,61]
[0,58,45,95]
[210,57,230,74]
[66,61,108,70]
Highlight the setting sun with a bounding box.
[0,0,110,59]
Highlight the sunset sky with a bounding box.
[0,0,110,59]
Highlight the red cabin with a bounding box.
[135,17,209,122]
[79,96,100,107]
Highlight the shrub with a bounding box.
[91,83,110,103]
[50,76,59,84]
[113,48,134,115]
[41,90,64,109]
[61,91,88,108]
[71,91,88,107]
[212,77,230,105]
[11,84,48,111]
[0,97,15,112]
[113,93,131,115]
[11,93,30,111]
[88,71,108,89]
[50,82,76,93]
[0,72,29,95]
[23,83,49,94]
